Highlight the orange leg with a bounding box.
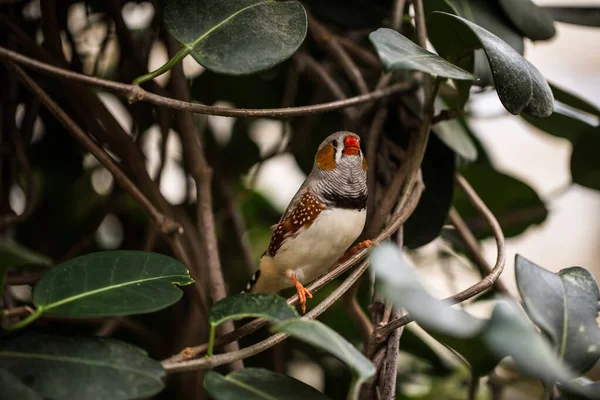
[339,240,379,263]
[289,273,312,314]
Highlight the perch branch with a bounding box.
[0,46,415,118]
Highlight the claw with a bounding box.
[289,274,312,313]
[339,239,379,263]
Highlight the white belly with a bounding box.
[268,208,366,289]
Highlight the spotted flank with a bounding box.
[267,192,327,257]
[242,268,261,293]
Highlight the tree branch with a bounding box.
[165,36,243,371]
[0,46,416,118]
[448,207,511,295]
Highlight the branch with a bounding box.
[308,13,370,95]
[448,207,511,295]
[374,173,506,341]
[165,37,243,371]
[0,46,416,118]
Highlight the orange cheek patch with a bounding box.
[316,144,336,171]
[362,156,368,170]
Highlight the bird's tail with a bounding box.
[241,268,261,293]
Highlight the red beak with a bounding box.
[343,136,360,155]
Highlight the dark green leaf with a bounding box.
[204,368,331,400]
[571,127,600,190]
[0,370,44,400]
[515,255,600,374]
[498,0,556,41]
[542,7,600,27]
[433,104,478,162]
[522,111,595,143]
[404,134,456,249]
[33,251,193,317]
[368,28,478,80]
[369,244,591,390]
[274,319,375,399]
[455,164,547,239]
[0,333,165,400]
[429,12,554,117]
[0,240,52,270]
[550,83,600,117]
[209,293,299,326]
[164,0,307,75]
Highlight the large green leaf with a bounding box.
[164,0,307,75]
[515,255,600,374]
[369,244,588,387]
[542,7,600,27]
[571,127,600,191]
[33,251,193,317]
[0,333,165,400]
[368,28,478,80]
[0,240,52,271]
[204,368,331,400]
[498,0,556,41]
[209,293,299,326]
[274,319,375,400]
[428,12,554,117]
[550,82,600,117]
[522,111,595,143]
[404,134,456,249]
[0,370,44,400]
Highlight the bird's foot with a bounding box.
[339,240,379,263]
[289,274,312,314]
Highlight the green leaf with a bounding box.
[0,240,52,270]
[0,333,165,400]
[542,7,600,27]
[433,100,478,162]
[515,255,600,374]
[498,0,556,41]
[550,83,600,117]
[164,0,307,75]
[209,293,299,326]
[0,370,44,400]
[404,134,456,249]
[368,28,478,80]
[274,319,375,399]
[204,368,331,400]
[428,12,554,117]
[522,111,595,143]
[33,250,193,318]
[369,244,586,385]
[571,127,600,191]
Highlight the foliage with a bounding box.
[0,1,599,400]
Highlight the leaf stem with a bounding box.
[2,307,44,331]
[468,372,480,400]
[0,268,7,310]
[207,325,216,357]
[132,46,190,85]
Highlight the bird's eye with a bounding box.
[332,140,338,149]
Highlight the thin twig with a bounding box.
[4,62,183,237]
[308,13,370,95]
[374,173,506,341]
[448,207,511,295]
[391,0,407,31]
[379,309,403,400]
[0,46,416,118]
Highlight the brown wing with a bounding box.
[267,191,327,257]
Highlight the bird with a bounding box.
[244,131,376,313]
